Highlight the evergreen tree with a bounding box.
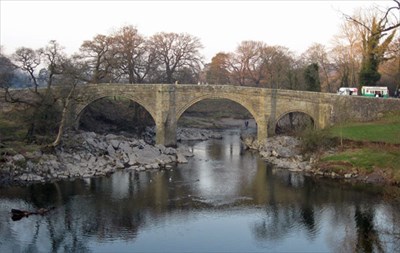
[304,63,321,92]
[358,17,396,86]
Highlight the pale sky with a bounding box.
[0,0,394,62]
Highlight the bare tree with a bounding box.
[38,40,66,89]
[4,41,78,143]
[331,20,364,91]
[79,34,115,83]
[379,36,400,94]
[226,51,246,86]
[148,32,203,84]
[227,41,270,86]
[237,41,265,86]
[12,47,41,92]
[261,45,294,89]
[227,42,294,88]
[48,56,83,147]
[111,25,145,83]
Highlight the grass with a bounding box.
[321,147,400,171]
[329,111,400,144]
[0,115,28,142]
[0,113,41,158]
[319,111,400,183]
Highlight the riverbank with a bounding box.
[241,133,400,187]
[2,124,398,188]
[0,128,222,186]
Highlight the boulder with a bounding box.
[12,154,25,163]
[107,145,116,157]
[110,139,120,149]
[177,153,188,163]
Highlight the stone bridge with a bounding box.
[69,83,400,146]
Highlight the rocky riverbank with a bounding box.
[0,128,222,186]
[241,134,397,186]
[241,134,315,171]
[2,127,394,187]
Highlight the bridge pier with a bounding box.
[155,113,177,147]
[155,84,177,147]
[256,116,269,144]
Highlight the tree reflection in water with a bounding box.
[354,205,384,253]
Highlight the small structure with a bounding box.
[337,87,358,96]
[361,86,389,98]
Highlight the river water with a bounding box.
[0,130,399,252]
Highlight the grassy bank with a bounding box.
[0,112,41,159]
[330,111,400,144]
[318,111,400,184]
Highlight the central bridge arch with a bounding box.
[176,94,259,122]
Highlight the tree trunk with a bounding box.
[48,85,76,147]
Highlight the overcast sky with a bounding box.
[0,0,394,62]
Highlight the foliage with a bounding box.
[347,8,398,86]
[205,53,231,84]
[0,112,41,161]
[0,53,16,88]
[299,127,337,153]
[304,63,321,92]
[29,100,61,136]
[359,60,382,86]
[0,112,27,142]
[302,43,334,92]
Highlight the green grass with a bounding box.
[320,111,400,182]
[329,111,400,144]
[321,148,400,171]
[0,113,41,157]
[0,114,27,141]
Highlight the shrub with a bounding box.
[299,127,337,153]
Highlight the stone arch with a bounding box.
[273,109,316,134]
[74,95,156,129]
[276,109,316,124]
[176,94,259,124]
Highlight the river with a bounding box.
[0,130,399,252]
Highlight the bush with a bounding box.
[299,127,337,153]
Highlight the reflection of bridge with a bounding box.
[71,84,400,146]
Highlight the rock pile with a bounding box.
[177,128,222,141]
[241,134,314,172]
[242,134,363,182]
[1,131,195,184]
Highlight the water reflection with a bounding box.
[0,130,399,252]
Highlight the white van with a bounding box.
[337,87,358,96]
